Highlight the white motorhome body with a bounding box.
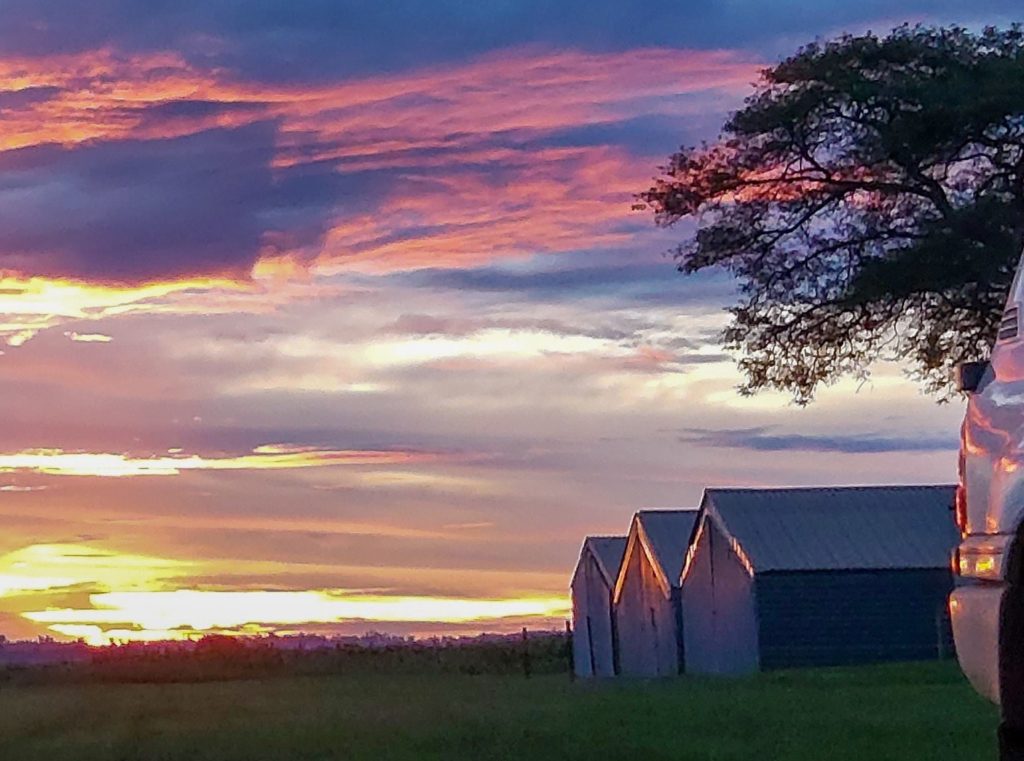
[952,250,1024,704]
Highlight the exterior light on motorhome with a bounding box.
[956,535,1013,581]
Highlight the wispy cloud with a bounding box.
[63,332,112,343]
[679,426,958,454]
[0,46,758,287]
[0,46,757,155]
[0,446,450,477]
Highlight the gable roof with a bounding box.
[589,536,627,585]
[571,536,627,589]
[614,509,698,601]
[637,510,699,583]
[702,485,957,573]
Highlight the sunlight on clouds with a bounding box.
[0,543,189,596]
[3,329,37,347]
[0,446,442,477]
[0,276,227,318]
[689,358,929,411]
[355,470,500,495]
[595,369,697,404]
[47,625,198,645]
[364,329,614,366]
[0,272,340,349]
[64,331,113,343]
[0,544,569,645]
[25,590,570,645]
[0,275,239,346]
[229,374,388,395]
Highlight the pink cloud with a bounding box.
[313,145,654,272]
[0,45,760,283]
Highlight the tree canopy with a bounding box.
[642,24,1024,403]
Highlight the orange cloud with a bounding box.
[267,47,760,169]
[0,45,759,286]
[313,145,652,272]
[0,46,757,152]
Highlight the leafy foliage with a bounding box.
[642,25,1024,402]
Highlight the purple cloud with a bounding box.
[0,124,276,281]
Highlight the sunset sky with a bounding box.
[0,1,1017,645]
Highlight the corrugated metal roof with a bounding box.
[637,510,699,585]
[588,536,627,585]
[572,535,626,588]
[705,485,957,572]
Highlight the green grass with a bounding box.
[0,661,998,760]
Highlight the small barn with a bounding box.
[571,535,626,678]
[613,510,698,677]
[680,485,958,675]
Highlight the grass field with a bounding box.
[0,661,998,760]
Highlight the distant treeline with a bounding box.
[0,632,572,685]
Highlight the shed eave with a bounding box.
[612,518,642,605]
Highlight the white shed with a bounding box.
[571,535,627,677]
[613,510,698,677]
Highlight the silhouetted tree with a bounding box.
[642,25,1024,402]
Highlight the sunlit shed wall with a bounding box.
[613,510,698,677]
[570,536,627,678]
[680,485,958,675]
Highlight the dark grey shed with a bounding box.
[680,485,958,675]
[571,536,627,678]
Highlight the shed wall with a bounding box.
[570,573,593,677]
[571,552,617,677]
[755,568,955,669]
[616,541,680,676]
[710,519,760,674]
[681,521,715,673]
[681,519,759,674]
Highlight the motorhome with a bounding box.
[952,251,1024,757]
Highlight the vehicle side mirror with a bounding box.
[957,361,990,393]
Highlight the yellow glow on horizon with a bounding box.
[0,446,439,477]
[0,544,569,645]
[26,590,570,645]
[0,544,189,596]
[47,624,204,646]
